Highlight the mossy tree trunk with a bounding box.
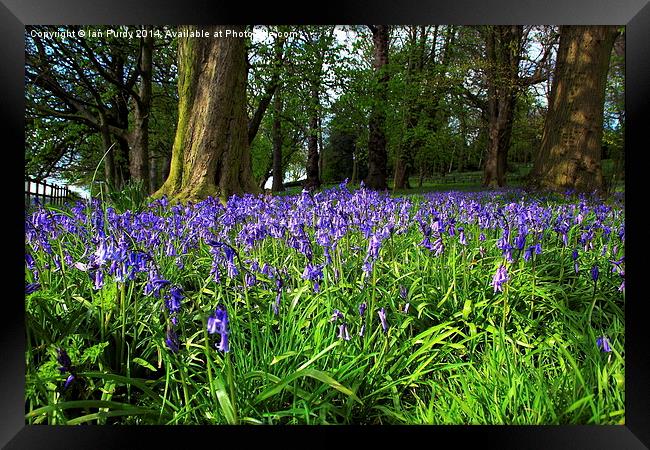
[365,25,390,191]
[531,26,619,193]
[154,25,256,203]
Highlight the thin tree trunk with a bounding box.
[154,25,256,203]
[304,86,321,190]
[129,30,153,193]
[271,89,284,192]
[100,117,115,188]
[149,151,159,193]
[531,26,618,193]
[365,25,390,191]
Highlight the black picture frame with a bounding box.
[5,0,648,448]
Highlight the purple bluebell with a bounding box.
[56,348,76,389]
[591,265,599,282]
[93,270,104,290]
[358,303,367,316]
[166,286,183,314]
[56,348,72,373]
[492,264,509,293]
[165,328,180,353]
[64,374,76,390]
[399,285,408,300]
[596,336,612,353]
[338,323,351,341]
[458,227,467,245]
[273,290,281,315]
[330,309,344,323]
[207,305,230,353]
[25,282,41,294]
[378,307,388,333]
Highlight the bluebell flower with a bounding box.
[330,309,344,323]
[64,374,76,390]
[596,336,612,353]
[492,264,509,293]
[338,323,351,341]
[56,348,76,389]
[93,270,104,290]
[591,265,599,282]
[378,307,388,333]
[273,290,281,315]
[166,286,183,314]
[399,285,408,300]
[25,282,41,294]
[458,227,467,246]
[165,328,180,353]
[358,303,367,316]
[207,305,230,353]
[56,348,72,373]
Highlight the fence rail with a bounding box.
[25,179,72,207]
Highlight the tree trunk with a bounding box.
[271,88,284,192]
[365,25,390,191]
[530,26,618,193]
[129,31,153,193]
[149,151,159,193]
[115,135,131,189]
[153,25,256,203]
[100,117,116,189]
[482,26,522,188]
[304,86,321,190]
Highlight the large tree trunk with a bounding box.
[271,89,284,192]
[365,25,390,191]
[154,26,256,203]
[530,26,618,193]
[482,26,523,188]
[304,86,321,190]
[129,31,153,193]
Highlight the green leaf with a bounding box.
[271,351,299,365]
[132,357,156,372]
[255,367,362,406]
[213,375,237,425]
[80,342,110,364]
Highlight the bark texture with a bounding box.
[154,26,257,203]
[365,25,390,191]
[271,89,284,192]
[129,31,153,193]
[304,86,321,190]
[482,26,523,188]
[531,26,618,193]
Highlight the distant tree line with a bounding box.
[25,24,624,202]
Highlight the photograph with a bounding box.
[22,23,629,427]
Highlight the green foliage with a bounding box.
[101,179,149,213]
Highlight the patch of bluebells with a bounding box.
[24,184,625,353]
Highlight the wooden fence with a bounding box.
[25,179,72,207]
